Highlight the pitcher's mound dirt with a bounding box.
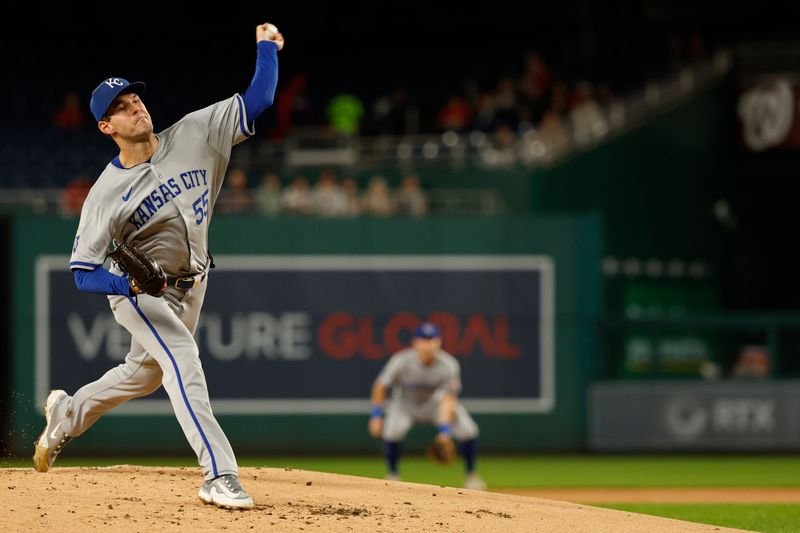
[0,466,751,532]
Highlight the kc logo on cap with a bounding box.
[104,78,125,89]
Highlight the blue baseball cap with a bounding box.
[90,77,145,122]
[413,322,441,339]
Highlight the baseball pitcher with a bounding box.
[33,22,284,510]
[368,322,487,490]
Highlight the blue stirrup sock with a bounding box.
[383,441,401,474]
[461,438,478,474]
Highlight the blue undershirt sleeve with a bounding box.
[242,41,279,120]
[73,268,133,296]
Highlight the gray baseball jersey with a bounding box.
[377,348,462,406]
[70,94,252,275]
[63,94,253,480]
[377,349,479,442]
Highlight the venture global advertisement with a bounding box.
[36,256,554,414]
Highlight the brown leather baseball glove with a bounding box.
[426,435,457,465]
[107,239,167,297]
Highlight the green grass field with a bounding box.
[3,454,798,532]
[597,504,800,533]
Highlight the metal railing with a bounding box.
[0,187,507,217]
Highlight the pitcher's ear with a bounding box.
[98,120,114,135]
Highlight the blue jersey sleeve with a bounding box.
[73,268,133,296]
[242,41,279,120]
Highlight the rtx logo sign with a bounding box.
[665,397,775,440]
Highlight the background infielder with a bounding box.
[33,22,284,510]
[368,322,487,490]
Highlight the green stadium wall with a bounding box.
[10,214,601,455]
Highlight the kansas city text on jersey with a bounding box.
[128,169,208,230]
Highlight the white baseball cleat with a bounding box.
[33,389,72,473]
[384,472,400,481]
[464,473,487,491]
[198,474,254,509]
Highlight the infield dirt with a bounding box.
[0,465,753,532]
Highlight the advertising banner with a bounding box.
[591,381,800,450]
[37,255,554,414]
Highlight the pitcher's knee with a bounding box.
[167,342,201,367]
[139,367,163,395]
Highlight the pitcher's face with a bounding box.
[99,92,154,141]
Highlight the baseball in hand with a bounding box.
[264,23,279,39]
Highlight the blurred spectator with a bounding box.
[254,173,283,217]
[538,108,572,160]
[520,52,552,100]
[311,168,348,217]
[53,92,87,131]
[273,73,313,138]
[569,81,607,146]
[595,82,615,108]
[395,174,428,218]
[732,345,771,379]
[480,125,517,167]
[362,175,395,217]
[327,93,364,136]
[341,178,362,218]
[473,92,498,133]
[60,176,93,215]
[218,168,254,213]
[519,52,551,118]
[372,88,413,135]
[281,174,313,216]
[437,94,473,132]
[494,77,518,128]
[516,103,535,134]
[495,125,518,165]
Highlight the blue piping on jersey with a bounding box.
[111,156,152,169]
[236,95,254,138]
[69,261,100,270]
[126,296,219,478]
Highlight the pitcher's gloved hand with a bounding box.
[107,239,167,297]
